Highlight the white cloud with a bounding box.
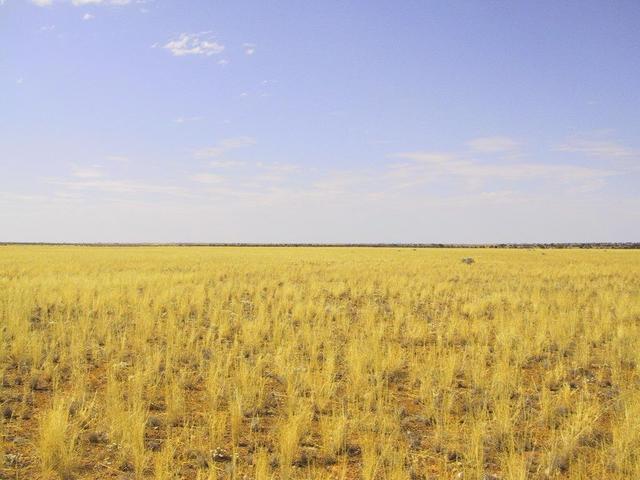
[105,155,129,162]
[391,152,455,164]
[184,141,622,207]
[40,25,56,31]
[210,160,245,168]
[47,178,185,195]
[194,137,255,159]
[164,33,224,57]
[256,162,300,174]
[72,0,131,5]
[468,136,519,153]
[556,136,636,159]
[0,192,51,203]
[174,116,202,124]
[252,162,301,184]
[387,150,619,196]
[387,133,638,194]
[478,190,518,201]
[243,43,256,55]
[190,173,225,184]
[391,151,616,182]
[71,166,103,178]
[31,0,132,5]
[82,12,95,20]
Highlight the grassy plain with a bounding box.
[1,246,639,479]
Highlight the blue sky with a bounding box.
[1,0,639,243]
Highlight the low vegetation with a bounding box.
[1,246,639,479]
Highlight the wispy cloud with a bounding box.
[184,135,626,207]
[468,136,519,153]
[390,151,617,183]
[243,43,256,55]
[391,152,454,164]
[105,155,129,162]
[210,160,246,168]
[0,191,50,203]
[174,115,202,124]
[72,0,131,5]
[31,0,133,5]
[46,178,186,195]
[82,12,95,20]
[190,173,225,184]
[30,134,634,226]
[194,136,255,159]
[164,33,224,57]
[256,162,300,174]
[71,166,104,178]
[556,135,636,159]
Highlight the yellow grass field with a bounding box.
[1,246,639,480]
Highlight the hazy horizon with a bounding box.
[2,1,639,243]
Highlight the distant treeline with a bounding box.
[1,242,638,249]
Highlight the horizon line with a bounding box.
[1,242,639,249]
